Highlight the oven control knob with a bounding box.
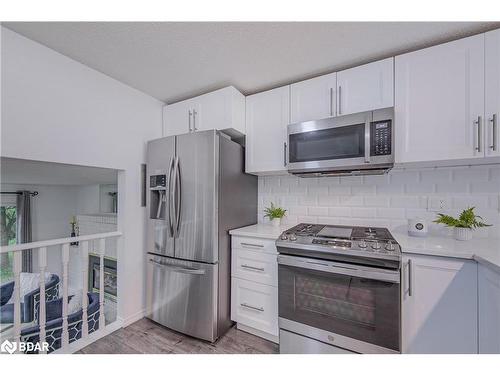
[358,240,367,249]
[280,233,288,241]
[289,234,297,242]
[371,241,381,250]
[385,240,396,251]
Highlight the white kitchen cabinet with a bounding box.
[290,72,337,123]
[231,234,279,343]
[485,29,500,157]
[401,254,478,354]
[163,99,195,136]
[163,86,245,137]
[245,86,290,175]
[395,35,485,164]
[479,264,500,353]
[336,58,394,116]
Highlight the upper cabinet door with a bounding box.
[163,87,245,137]
[290,72,337,124]
[195,87,245,135]
[245,86,290,175]
[336,58,394,116]
[485,29,500,157]
[163,100,194,136]
[395,35,485,163]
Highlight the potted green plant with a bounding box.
[434,207,491,241]
[263,202,287,227]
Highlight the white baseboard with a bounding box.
[53,320,123,354]
[236,323,279,344]
[120,309,145,327]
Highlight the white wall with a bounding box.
[259,165,500,238]
[1,27,164,324]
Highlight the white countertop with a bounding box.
[393,230,500,272]
[229,223,289,240]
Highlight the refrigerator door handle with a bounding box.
[175,156,182,236]
[167,156,175,237]
[171,156,181,237]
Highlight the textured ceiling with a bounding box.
[3,22,500,103]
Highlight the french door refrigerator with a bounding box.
[145,130,257,342]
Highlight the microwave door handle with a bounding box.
[364,119,371,163]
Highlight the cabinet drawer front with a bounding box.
[231,278,278,336]
[231,236,277,254]
[232,248,278,286]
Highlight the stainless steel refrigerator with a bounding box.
[145,130,257,342]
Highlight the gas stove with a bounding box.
[276,223,401,268]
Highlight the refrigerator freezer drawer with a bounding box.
[145,253,218,342]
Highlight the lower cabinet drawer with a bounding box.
[232,248,278,286]
[231,277,278,336]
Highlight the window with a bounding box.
[1,203,17,283]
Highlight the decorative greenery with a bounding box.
[434,207,491,230]
[263,202,287,220]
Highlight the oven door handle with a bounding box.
[277,255,400,283]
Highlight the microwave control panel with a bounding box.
[370,120,392,156]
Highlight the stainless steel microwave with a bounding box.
[286,108,394,177]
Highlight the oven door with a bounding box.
[287,111,371,173]
[278,254,400,354]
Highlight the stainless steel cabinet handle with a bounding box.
[329,87,334,116]
[240,242,264,248]
[188,110,193,132]
[193,109,198,131]
[407,259,413,297]
[490,114,497,151]
[240,303,264,312]
[283,142,287,167]
[474,116,482,152]
[241,264,265,272]
[149,259,205,275]
[338,85,342,115]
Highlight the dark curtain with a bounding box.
[16,191,32,273]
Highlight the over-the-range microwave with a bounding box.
[286,107,394,177]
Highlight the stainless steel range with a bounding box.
[276,223,401,354]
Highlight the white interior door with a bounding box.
[395,34,485,163]
[290,72,337,123]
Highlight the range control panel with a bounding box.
[370,120,392,156]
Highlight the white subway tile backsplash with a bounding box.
[308,206,329,216]
[377,207,406,219]
[390,196,420,208]
[351,207,377,218]
[328,207,351,217]
[258,165,500,238]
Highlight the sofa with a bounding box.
[21,292,100,353]
[0,273,60,324]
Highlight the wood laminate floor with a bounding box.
[77,318,278,354]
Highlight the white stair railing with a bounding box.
[0,231,121,354]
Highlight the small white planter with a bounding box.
[271,218,281,227]
[454,227,473,241]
